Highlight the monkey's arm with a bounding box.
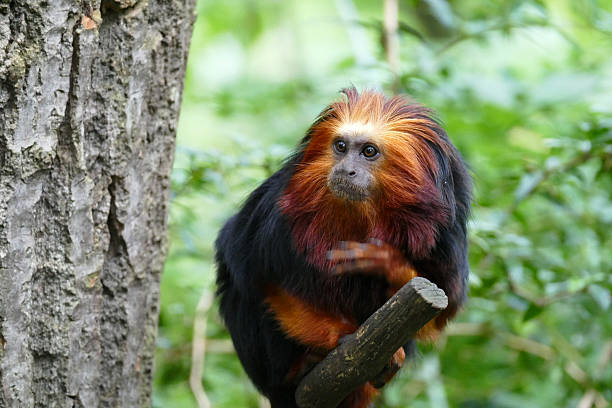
[328,240,417,289]
[328,240,441,340]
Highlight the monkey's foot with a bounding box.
[286,351,326,383]
[371,347,406,389]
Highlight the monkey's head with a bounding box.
[280,88,468,263]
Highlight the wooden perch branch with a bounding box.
[295,277,448,408]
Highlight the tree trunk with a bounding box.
[0,1,196,407]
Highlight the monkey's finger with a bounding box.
[333,261,374,275]
[330,243,366,259]
[336,241,374,253]
[351,259,387,272]
[342,241,384,252]
[327,248,390,261]
[327,249,362,261]
[330,241,393,259]
[368,238,385,247]
[337,241,374,249]
[327,249,358,261]
[333,260,386,275]
[337,334,353,345]
[345,242,393,260]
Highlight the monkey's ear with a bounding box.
[339,86,359,105]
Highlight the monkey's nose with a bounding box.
[348,170,356,177]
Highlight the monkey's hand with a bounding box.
[327,239,417,289]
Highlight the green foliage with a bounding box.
[154,0,612,406]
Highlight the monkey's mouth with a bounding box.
[328,179,370,202]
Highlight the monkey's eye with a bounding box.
[333,140,347,153]
[362,145,379,158]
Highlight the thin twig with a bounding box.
[259,395,272,408]
[579,389,597,408]
[446,323,554,360]
[190,287,214,408]
[596,341,612,376]
[383,0,400,91]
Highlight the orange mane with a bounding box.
[279,88,455,267]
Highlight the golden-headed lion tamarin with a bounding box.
[216,88,472,407]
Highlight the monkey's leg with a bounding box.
[265,286,358,350]
[371,347,406,388]
[338,383,379,408]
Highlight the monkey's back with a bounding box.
[215,170,304,403]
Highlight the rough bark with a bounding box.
[0,1,196,407]
[295,277,448,408]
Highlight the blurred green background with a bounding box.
[153,0,612,407]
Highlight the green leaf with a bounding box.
[588,284,611,310]
[523,303,544,322]
[514,171,543,201]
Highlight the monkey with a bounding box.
[215,88,472,408]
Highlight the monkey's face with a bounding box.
[327,125,381,202]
